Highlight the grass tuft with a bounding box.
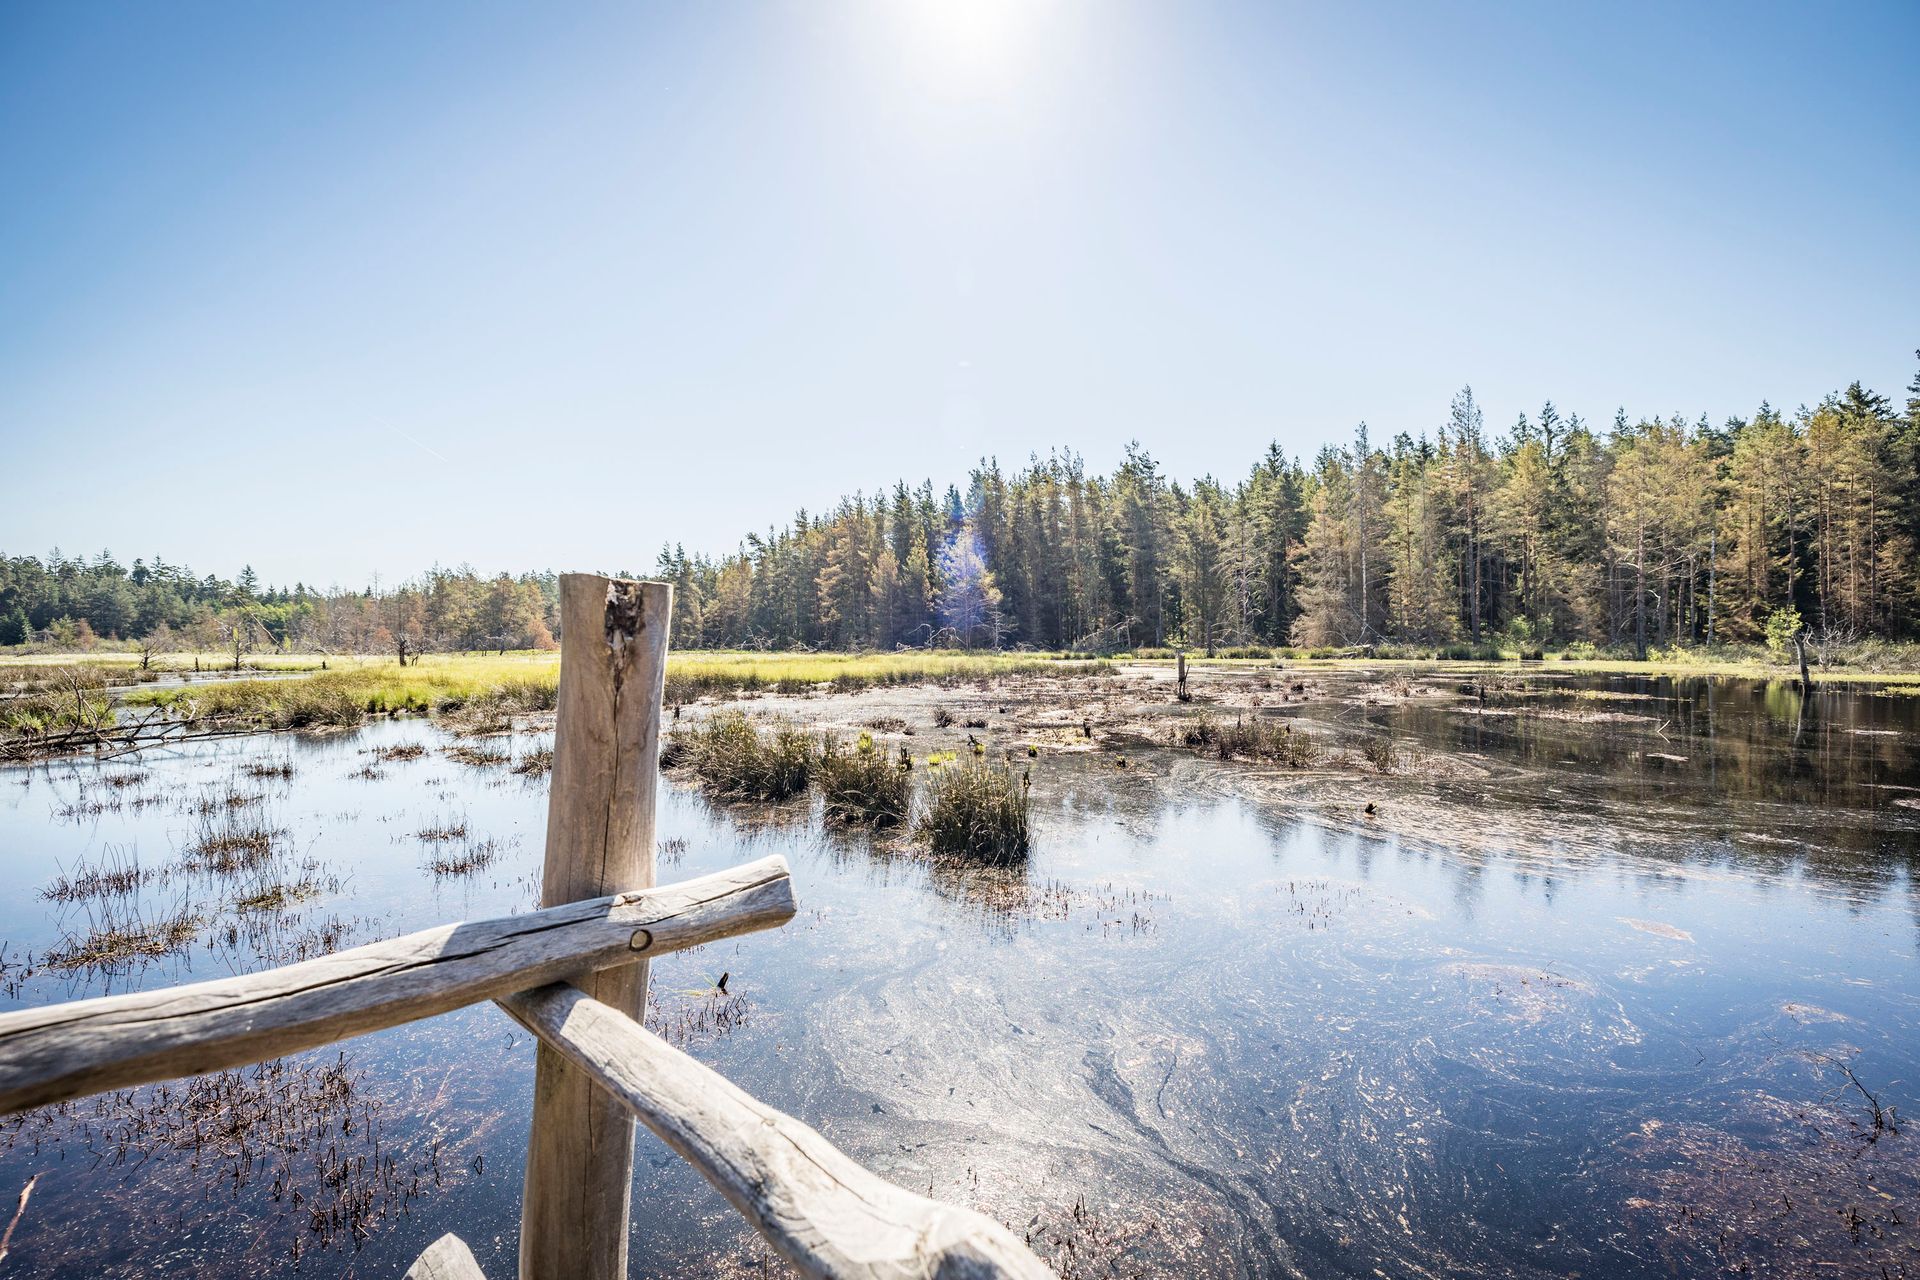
[917,760,1031,865]
[1182,715,1321,767]
[816,733,912,827]
[186,812,284,873]
[667,712,813,801]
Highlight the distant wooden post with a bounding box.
[520,574,673,1280]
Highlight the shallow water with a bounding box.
[0,670,1915,1278]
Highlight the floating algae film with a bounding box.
[0,667,1916,1278]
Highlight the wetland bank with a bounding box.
[0,658,1916,1278]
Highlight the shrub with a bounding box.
[816,732,912,827]
[1765,607,1804,657]
[917,760,1030,865]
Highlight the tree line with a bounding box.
[659,367,1920,657]
[7,360,1918,658]
[0,556,561,658]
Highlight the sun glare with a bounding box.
[895,0,1044,82]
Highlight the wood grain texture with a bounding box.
[520,574,674,1280]
[501,983,1056,1280]
[0,856,792,1115]
[404,1232,488,1280]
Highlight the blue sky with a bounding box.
[3,0,1916,588]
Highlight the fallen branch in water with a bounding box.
[0,1173,40,1264]
[0,709,263,764]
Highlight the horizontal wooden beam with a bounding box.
[0,856,795,1115]
[499,983,1055,1280]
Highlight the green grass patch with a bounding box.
[662,650,1111,702]
[100,650,1111,736]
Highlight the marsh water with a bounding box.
[0,667,1916,1278]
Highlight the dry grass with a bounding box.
[1180,715,1322,767]
[444,743,510,767]
[427,836,503,877]
[42,897,201,973]
[185,812,285,873]
[41,845,153,903]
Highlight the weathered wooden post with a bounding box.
[520,574,673,1280]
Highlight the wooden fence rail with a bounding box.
[0,856,795,1114]
[0,574,1054,1279]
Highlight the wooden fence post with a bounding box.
[520,574,673,1280]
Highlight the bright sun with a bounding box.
[896,0,1043,80]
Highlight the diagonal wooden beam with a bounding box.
[500,982,1056,1280]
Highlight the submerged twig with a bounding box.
[0,1172,40,1264]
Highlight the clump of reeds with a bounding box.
[917,759,1031,865]
[232,877,318,913]
[371,743,427,763]
[512,745,554,777]
[1183,715,1321,767]
[1178,718,1219,748]
[816,733,912,827]
[647,990,753,1047]
[666,712,813,801]
[241,760,295,781]
[186,812,285,873]
[415,816,470,842]
[42,896,202,973]
[188,781,266,815]
[444,744,510,768]
[41,845,152,902]
[461,677,559,716]
[1359,736,1403,773]
[428,836,501,877]
[932,707,957,729]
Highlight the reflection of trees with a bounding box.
[1339,673,1918,898]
